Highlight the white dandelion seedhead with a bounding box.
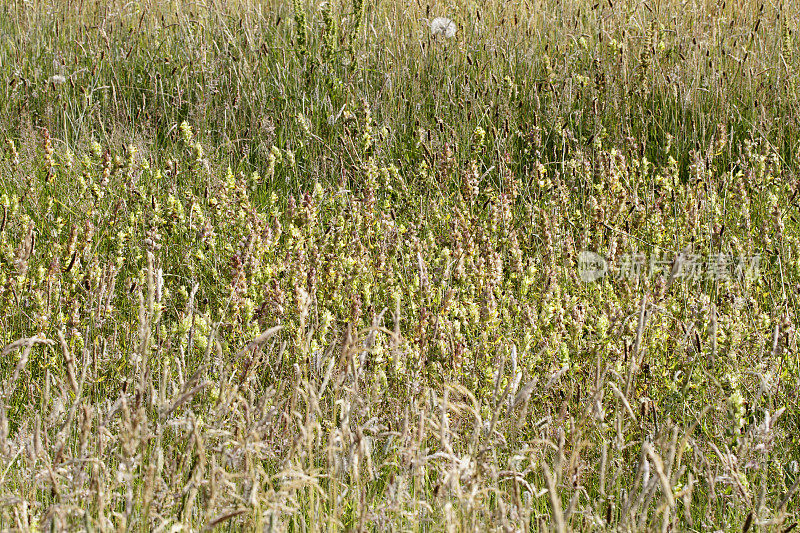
[428,17,457,39]
[49,74,66,85]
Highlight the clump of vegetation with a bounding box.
[0,0,798,530]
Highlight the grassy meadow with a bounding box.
[0,0,800,530]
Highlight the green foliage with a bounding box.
[0,0,798,530]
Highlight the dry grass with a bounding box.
[0,0,798,530]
